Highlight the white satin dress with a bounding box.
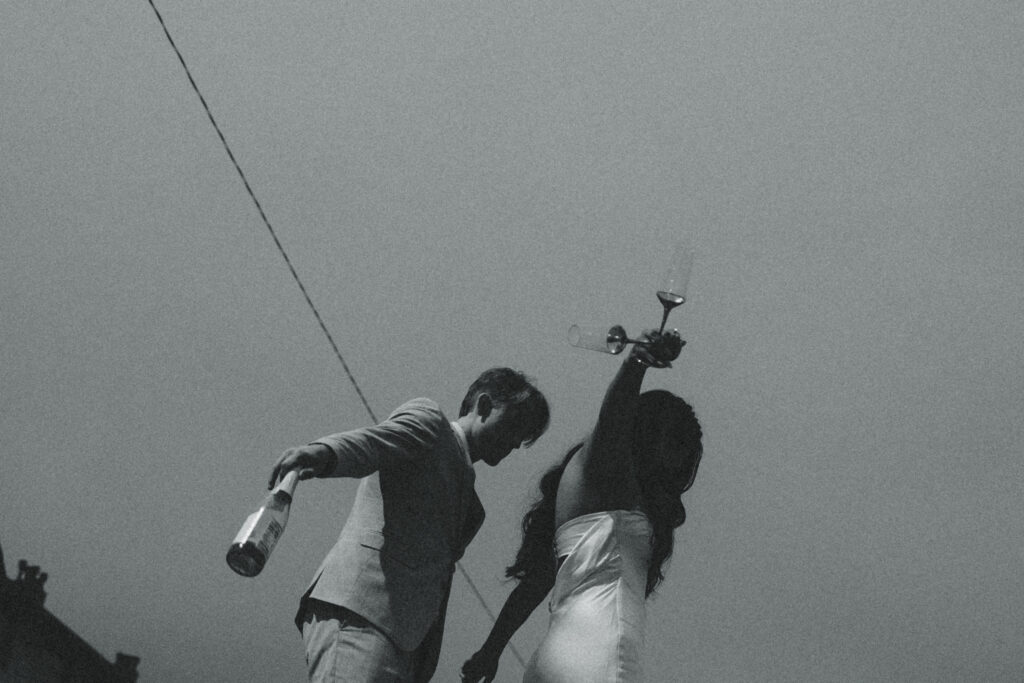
[523,510,653,683]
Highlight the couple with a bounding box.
[269,330,702,682]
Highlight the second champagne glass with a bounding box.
[656,242,694,332]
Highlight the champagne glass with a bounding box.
[568,324,649,355]
[656,242,694,333]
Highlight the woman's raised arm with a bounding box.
[557,330,683,519]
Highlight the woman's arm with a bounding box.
[557,330,683,518]
[461,574,553,682]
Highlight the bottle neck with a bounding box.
[271,470,300,499]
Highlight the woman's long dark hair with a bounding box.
[506,392,703,597]
[505,445,580,589]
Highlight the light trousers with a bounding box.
[300,599,416,683]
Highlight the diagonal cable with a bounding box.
[145,0,377,424]
[144,0,528,670]
[457,563,528,668]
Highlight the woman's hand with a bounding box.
[631,329,684,368]
[461,647,501,682]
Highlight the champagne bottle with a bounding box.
[226,470,299,577]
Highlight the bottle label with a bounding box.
[232,508,284,557]
[257,518,284,557]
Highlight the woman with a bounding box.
[461,329,703,682]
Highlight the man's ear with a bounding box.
[475,393,494,420]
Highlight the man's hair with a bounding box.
[459,367,550,447]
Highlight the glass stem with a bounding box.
[658,306,670,334]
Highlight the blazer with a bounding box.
[295,398,485,662]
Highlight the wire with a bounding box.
[144,0,526,670]
[144,0,378,424]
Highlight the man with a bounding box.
[268,368,550,682]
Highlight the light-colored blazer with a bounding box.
[295,398,485,659]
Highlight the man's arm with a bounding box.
[267,399,444,488]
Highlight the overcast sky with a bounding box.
[3,2,1023,681]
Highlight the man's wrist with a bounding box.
[311,442,338,477]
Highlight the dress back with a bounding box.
[524,510,653,683]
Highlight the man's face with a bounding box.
[474,402,530,467]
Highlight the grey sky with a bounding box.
[3,2,1022,681]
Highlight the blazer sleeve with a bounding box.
[310,398,445,479]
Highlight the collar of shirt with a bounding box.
[449,421,472,468]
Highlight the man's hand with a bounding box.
[267,443,334,489]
